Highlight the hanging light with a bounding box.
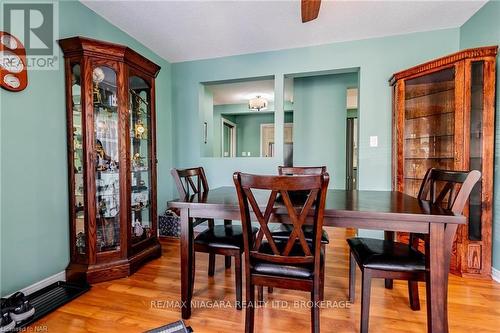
[248,95,268,111]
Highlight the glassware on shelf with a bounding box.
[93,66,120,253]
[71,63,86,255]
[129,75,153,244]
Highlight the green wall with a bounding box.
[293,73,358,189]
[0,1,173,295]
[172,28,460,193]
[233,112,293,157]
[200,87,214,156]
[235,113,273,157]
[460,0,500,271]
[212,102,293,158]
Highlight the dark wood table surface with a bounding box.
[168,187,465,333]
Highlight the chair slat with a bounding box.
[234,172,329,268]
[280,189,316,256]
[418,168,481,214]
[243,188,281,255]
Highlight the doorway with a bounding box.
[222,118,236,157]
[346,117,358,190]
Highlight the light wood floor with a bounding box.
[30,228,500,332]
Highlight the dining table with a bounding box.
[168,187,466,333]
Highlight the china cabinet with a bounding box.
[59,37,161,283]
[390,46,497,278]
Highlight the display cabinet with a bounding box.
[59,37,161,283]
[390,46,497,278]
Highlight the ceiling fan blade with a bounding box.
[301,0,321,23]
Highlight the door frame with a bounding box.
[260,123,273,157]
[221,118,237,157]
[259,123,293,157]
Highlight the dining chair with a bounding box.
[171,167,258,309]
[234,171,330,333]
[264,166,329,299]
[347,168,481,333]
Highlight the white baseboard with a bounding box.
[492,267,500,283]
[4,271,66,297]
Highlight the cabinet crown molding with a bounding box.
[389,45,498,85]
[58,36,161,78]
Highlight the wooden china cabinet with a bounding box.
[390,46,497,278]
[59,37,161,283]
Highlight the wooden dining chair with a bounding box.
[171,167,258,309]
[233,171,330,333]
[264,166,329,299]
[347,168,481,333]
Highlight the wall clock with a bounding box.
[0,32,28,92]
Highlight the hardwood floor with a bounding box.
[30,228,500,332]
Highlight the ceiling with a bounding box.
[81,1,486,63]
[206,78,294,105]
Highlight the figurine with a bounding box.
[96,139,112,171]
[132,153,145,170]
[134,120,147,139]
[144,226,152,238]
[92,67,105,104]
[134,220,144,237]
[75,201,84,213]
[131,191,148,210]
[76,232,86,254]
[108,160,118,172]
[98,199,107,216]
[131,201,145,211]
[130,90,148,116]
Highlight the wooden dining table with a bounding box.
[168,187,465,333]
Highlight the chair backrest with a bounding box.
[233,172,329,272]
[278,166,327,175]
[417,168,481,215]
[171,167,209,199]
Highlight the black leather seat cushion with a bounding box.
[347,237,425,272]
[251,241,323,279]
[271,224,329,244]
[194,225,258,250]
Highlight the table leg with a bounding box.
[180,208,193,319]
[384,231,394,289]
[425,223,448,333]
[224,219,232,268]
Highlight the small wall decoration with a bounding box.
[0,32,28,92]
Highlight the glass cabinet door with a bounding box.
[93,65,121,252]
[468,61,484,241]
[129,76,153,244]
[72,63,86,255]
[403,67,456,197]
